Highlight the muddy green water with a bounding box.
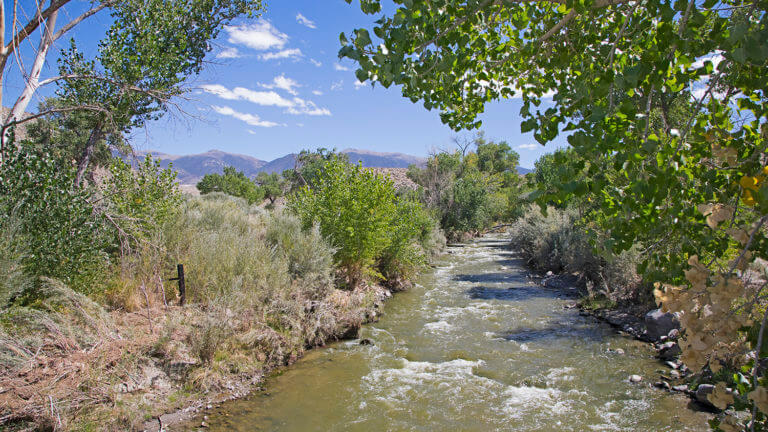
[196,235,710,431]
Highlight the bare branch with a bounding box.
[52,0,114,42]
[3,0,70,59]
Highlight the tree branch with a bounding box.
[3,0,70,58]
[52,0,114,42]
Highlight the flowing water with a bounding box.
[197,235,710,431]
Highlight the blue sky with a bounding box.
[4,0,569,169]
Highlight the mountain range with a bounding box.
[136,148,531,184]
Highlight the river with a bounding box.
[193,235,710,431]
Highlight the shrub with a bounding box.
[289,158,398,288]
[264,211,334,290]
[378,197,440,289]
[509,205,645,303]
[196,166,263,204]
[0,148,110,292]
[0,219,30,307]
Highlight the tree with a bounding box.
[342,1,767,428]
[283,148,350,191]
[289,158,398,288]
[256,171,288,204]
[0,0,263,168]
[197,167,264,205]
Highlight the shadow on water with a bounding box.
[466,286,563,301]
[496,258,527,268]
[453,272,529,284]
[498,322,604,343]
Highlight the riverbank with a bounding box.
[0,281,394,431]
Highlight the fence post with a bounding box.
[169,264,186,306]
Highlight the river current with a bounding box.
[195,235,710,431]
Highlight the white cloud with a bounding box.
[516,143,539,150]
[259,48,303,61]
[216,47,242,59]
[201,84,294,108]
[312,90,323,96]
[309,59,322,67]
[212,106,281,128]
[226,21,287,51]
[354,80,367,89]
[330,80,344,91]
[334,63,351,71]
[247,130,258,135]
[296,13,316,29]
[260,75,301,96]
[204,84,330,116]
[286,98,331,116]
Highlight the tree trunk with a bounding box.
[75,122,103,187]
[2,4,59,155]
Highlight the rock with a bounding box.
[668,329,680,340]
[615,348,625,355]
[629,374,643,383]
[695,384,716,406]
[546,271,554,276]
[669,370,681,379]
[644,309,680,341]
[654,381,671,390]
[201,421,208,428]
[672,385,689,393]
[206,404,212,410]
[658,341,681,360]
[359,338,373,346]
[666,361,680,369]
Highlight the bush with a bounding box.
[289,158,398,288]
[0,219,31,307]
[0,148,110,292]
[509,205,645,303]
[378,197,441,289]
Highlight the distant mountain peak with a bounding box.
[136,148,427,184]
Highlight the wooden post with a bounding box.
[170,264,186,306]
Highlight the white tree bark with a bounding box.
[8,8,59,124]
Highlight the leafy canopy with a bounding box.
[197,167,264,204]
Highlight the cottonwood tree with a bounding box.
[0,0,263,180]
[341,0,767,429]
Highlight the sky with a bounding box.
[3,0,570,169]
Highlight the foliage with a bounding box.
[104,154,182,248]
[22,98,129,171]
[0,147,109,292]
[407,134,525,237]
[342,0,768,427]
[0,219,31,308]
[283,148,349,191]
[289,157,399,287]
[196,166,264,204]
[378,197,442,288]
[256,171,288,204]
[510,205,645,302]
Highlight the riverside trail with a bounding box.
[189,234,709,431]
